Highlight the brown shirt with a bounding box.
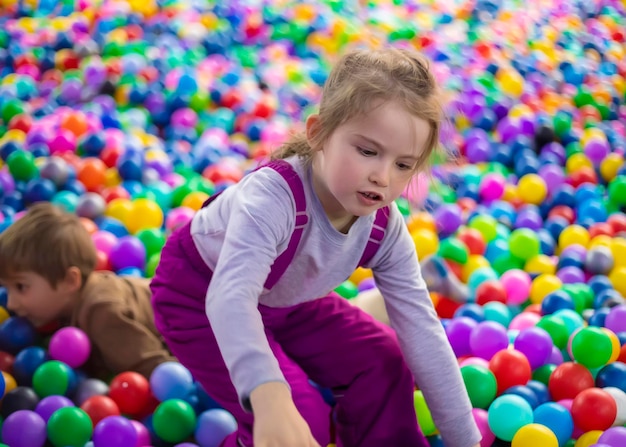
[70,271,176,380]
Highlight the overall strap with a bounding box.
[200,160,308,290]
[358,206,390,267]
[262,160,308,289]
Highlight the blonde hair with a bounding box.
[272,47,445,172]
[0,203,97,287]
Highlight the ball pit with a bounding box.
[0,0,626,445]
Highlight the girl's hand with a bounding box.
[251,382,321,447]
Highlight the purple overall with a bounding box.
[151,160,428,447]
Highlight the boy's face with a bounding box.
[1,271,75,328]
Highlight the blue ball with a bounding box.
[12,346,49,386]
[454,303,485,322]
[194,409,238,447]
[533,402,574,446]
[596,362,626,392]
[0,317,38,354]
[588,275,613,296]
[23,178,57,204]
[588,308,610,327]
[0,287,7,307]
[502,385,540,409]
[149,361,195,402]
[541,290,575,315]
[525,380,550,406]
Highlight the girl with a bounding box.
[151,48,481,447]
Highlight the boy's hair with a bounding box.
[0,203,97,288]
[272,47,445,172]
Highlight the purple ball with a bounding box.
[469,321,509,360]
[2,410,47,447]
[556,266,586,284]
[93,416,138,447]
[513,327,554,369]
[0,168,16,195]
[48,327,91,368]
[598,426,626,446]
[434,204,463,236]
[109,236,147,271]
[538,164,565,194]
[35,395,75,422]
[548,345,564,365]
[195,409,238,447]
[606,304,626,334]
[446,317,478,357]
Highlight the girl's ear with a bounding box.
[305,114,321,148]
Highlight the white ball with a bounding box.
[602,386,626,426]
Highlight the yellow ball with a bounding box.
[2,371,16,396]
[525,255,557,276]
[566,153,593,174]
[411,228,439,259]
[105,198,133,223]
[407,212,437,233]
[574,430,602,447]
[509,104,533,119]
[600,153,624,182]
[559,225,590,249]
[126,198,164,234]
[517,174,547,205]
[611,237,626,267]
[105,168,122,187]
[181,191,209,212]
[589,235,613,250]
[499,70,524,97]
[529,274,562,305]
[609,266,626,297]
[0,306,9,325]
[511,423,558,447]
[462,255,490,283]
[349,267,373,286]
[603,327,621,363]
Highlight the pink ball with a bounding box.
[500,269,531,305]
[92,231,118,255]
[48,327,91,368]
[130,420,151,447]
[170,108,198,129]
[49,129,77,154]
[472,408,495,447]
[459,357,490,369]
[166,207,196,232]
[508,312,541,331]
[479,173,506,201]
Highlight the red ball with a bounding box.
[475,280,507,305]
[0,351,14,373]
[202,162,243,184]
[220,89,243,109]
[80,395,120,426]
[100,146,123,168]
[488,349,532,394]
[101,186,131,203]
[95,250,112,272]
[108,371,151,416]
[457,228,486,255]
[588,222,614,239]
[548,205,575,224]
[608,213,626,235]
[568,166,598,188]
[571,388,617,431]
[548,362,594,401]
[435,296,462,319]
[8,114,33,133]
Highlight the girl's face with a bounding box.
[308,100,431,229]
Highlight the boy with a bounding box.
[0,203,175,379]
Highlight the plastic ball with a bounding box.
[152,399,196,443]
[80,395,121,426]
[108,372,151,416]
[0,317,38,354]
[1,386,40,418]
[445,317,477,357]
[92,415,137,447]
[489,349,532,394]
[570,327,613,369]
[517,174,547,205]
[34,395,74,423]
[109,236,146,271]
[548,362,594,401]
[413,390,436,436]
[509,228,541,261]
[533,402,574,446]
[571,388,617,431]
[487,394,534,441]
[48,327,91,368]
[75,192,106,220]
[2,409,47,447]
[460,364,498,409]
[125,198,164,234]
[511,423,558,447]
[596,362,626,391]
[500,270,531,305]
[12,346,48,386]
[530,274,563,305]
[46,406,93,447]
[150,361,195,402]
[602,387,626,426]
[513,327,554,370]
[605,305,626,334]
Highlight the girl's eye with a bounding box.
[358,147,376,156]
[397,163,413,170]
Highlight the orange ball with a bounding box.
[77,158,107,192]
[60,112,89,138]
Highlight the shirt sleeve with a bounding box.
[197,171,295,410]
[81,300,177,378]
[371,207,481,447]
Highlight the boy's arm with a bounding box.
[81,301,177,378]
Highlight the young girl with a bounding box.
[151,48,481,447]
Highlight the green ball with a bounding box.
[145,253,161,278]
[395,197,411,217]
[508,228,540,261]
[1,98,25,123]
[570,326,613,369]
[608,176,626,206]
[438,237,469,264]
[32,360,72,397]
[136,228,166,258]
[461,365,497,409]
[51,190,80,213]
[7,150,38,182]
[47,407,93,447]
[536,315,569,350]
[152,399,196,443]
[468,215,498,242]
[531,364,557,386]
[334,280,359,299]
[413,390,436,436]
